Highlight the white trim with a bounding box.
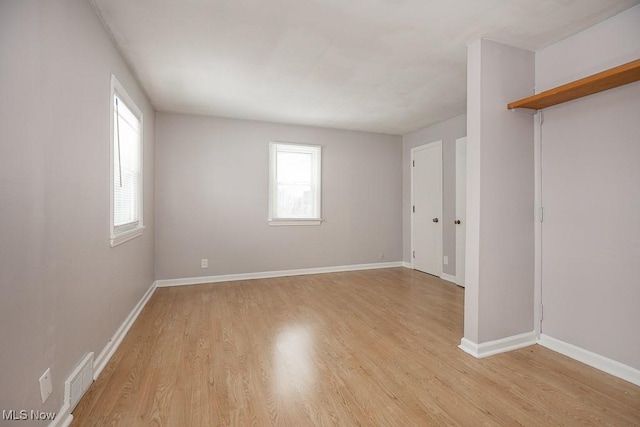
[539,334,640,387]
[268,141,322,224]
[401,261,412,269]
[156,262,404,288]
[410,140,444,277]
[93,281,156,379]
[458,331,537,358]
[458,338,480,357]
[439,273,457,284]
[110,74,144,248]
[49,281,155,427]
[110,225,145,247]
[534,111,543,338]
[268,219,322,226]
[48,403,72,427]
[454,136,467,288]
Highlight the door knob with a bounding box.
[455,220,461,225]
[432,218,439,223]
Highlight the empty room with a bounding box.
[1,0,639,425]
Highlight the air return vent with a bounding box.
[65,352,94,411]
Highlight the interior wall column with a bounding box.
[461,38,536,357]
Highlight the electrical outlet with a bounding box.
[201,259,208,268]
[443,255,448,265]
[378,252,385,260]
[39,368,52,403]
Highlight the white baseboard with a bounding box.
[50,281,155,426]
[93,281,157,379]
[48,403,72,427]
[440,273,457,284]
[401,261,412,269]
[458,338,479,357]
[155,261,405,287]
[459,331,537,358]
[539,334,640,387]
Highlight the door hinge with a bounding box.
[412,205,415,213]
[540,304,544,320]
[412,251,415,258]
[412,160,415,167]
[539,207,544,222]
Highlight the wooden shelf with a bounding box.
[508,59,640,110]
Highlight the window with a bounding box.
[110,75,144,246]
[269,142,322,225]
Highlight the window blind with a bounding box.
[113,95,141,232]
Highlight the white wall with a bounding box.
[402,114,466,276]
[536,5,640,93]
[155,113,402,280]
[536,5,640,369]
[464,39,535,344]
[0,0,155,419]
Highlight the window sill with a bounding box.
[268,219,322,226]
[110,225,145,247]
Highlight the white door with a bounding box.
[455,137,467,287]
[411,141,442,276]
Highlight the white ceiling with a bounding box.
[92,0,639,135]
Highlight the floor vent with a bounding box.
[65,352,94,411]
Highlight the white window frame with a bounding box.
[268,142,322,226]
[110,75,144,247]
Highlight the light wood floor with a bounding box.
[73,268,640,426]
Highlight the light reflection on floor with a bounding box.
[273,324,316,397]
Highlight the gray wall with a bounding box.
[465,39,535,343]
[155,113,402,280]
[0,0,155,420]
[402,114,467,276]
[536,5,640,369]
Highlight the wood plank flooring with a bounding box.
[72,268,640,426]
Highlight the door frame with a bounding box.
[534,111,543,338]
[410,140,443,276]
[455,136,467,287]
